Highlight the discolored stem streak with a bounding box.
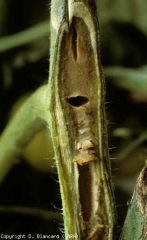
[48,0,116,239]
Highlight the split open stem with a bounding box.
[48,0,116,239]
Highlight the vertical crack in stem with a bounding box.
[49,1,116,239]
[72,27,78,60]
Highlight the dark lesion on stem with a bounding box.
[72,27,78,61]
[78,165,92,222]
[59,17,99,166]
[66,95,89,107]
[56,11,115,238]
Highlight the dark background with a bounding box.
[0,0,147,238]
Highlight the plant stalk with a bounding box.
[48,0,116,239]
